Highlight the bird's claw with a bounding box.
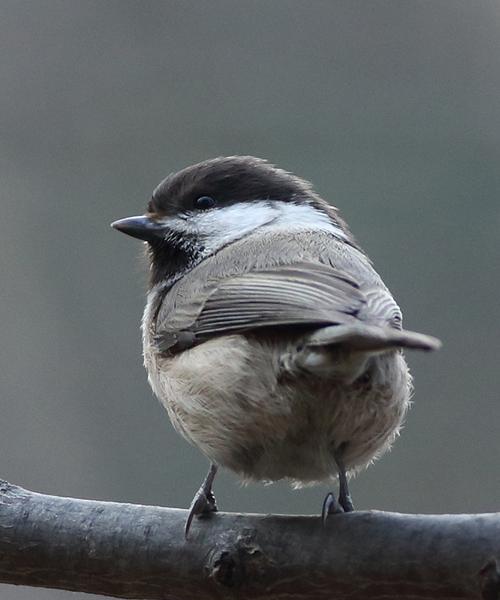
[185,487,218,538]
[339,492,354,513]
[321,492,344,524]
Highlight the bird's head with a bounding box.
[112,156,353,287]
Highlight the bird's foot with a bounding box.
[339,491,355,513]
[185,486,218,538]
[321,491,355,524]
[333,443,355,515]
[321,492,344,524]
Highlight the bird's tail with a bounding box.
[305,323,441,353]
[283,323,440,380]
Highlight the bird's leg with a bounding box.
[185,463,218,538]
[321,443,355,523]
[334,445,354,513]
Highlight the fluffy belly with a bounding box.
[145,335,411,486]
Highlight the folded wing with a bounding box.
[155,262,373,352]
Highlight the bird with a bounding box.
[112,156,440,537]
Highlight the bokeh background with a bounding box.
[1,1,499,598]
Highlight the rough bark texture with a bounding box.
[0,479,499,599]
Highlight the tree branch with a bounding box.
[0,479,499,599]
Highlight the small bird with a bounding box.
[112,156,440,536]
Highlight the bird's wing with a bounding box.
[154,262,368,352]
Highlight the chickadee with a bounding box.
[112,156,440,536]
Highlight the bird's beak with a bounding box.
[111,215,166,243]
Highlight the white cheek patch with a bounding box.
[268,202,347,238]
[189,202,278,252]
[159,201,347,255]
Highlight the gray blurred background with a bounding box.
[1,1,499,598]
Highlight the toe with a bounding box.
[339,494,355,513]
[185,489,218,538]
[321,492,344,524]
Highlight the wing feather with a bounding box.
[155,262,367,352]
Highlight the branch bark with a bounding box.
[0,479,499,599]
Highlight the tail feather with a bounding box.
[305,323,441,353]
[280,323,441,380]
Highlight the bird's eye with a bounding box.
[195,196,216,210]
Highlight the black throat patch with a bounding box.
[147,231,203,288]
